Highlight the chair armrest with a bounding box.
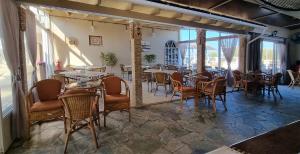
[121,78,130,97]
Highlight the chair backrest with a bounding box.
[287,70,295,81]
[152,64,162,69]
[272,73,283,85]
[170,72,183,85]
[214,77,227,94]
[154,72,167,84]
[36,79,62,101]
[60,92,97,120]
[166,65,177,70]
[120,64,125,72]
[201,71,213,80]
[232,70,242,81]
[101,66,106,72]
[101,76,122,95]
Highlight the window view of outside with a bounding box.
[0,38,13,112]
[179,28,197,69]
[205,30,239,70]
[261,40,282,73]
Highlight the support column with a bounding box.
[196,29,206,73]
[129,21,143,107]
[238,35,247,73]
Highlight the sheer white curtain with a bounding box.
[25,10,38,86]
[274,42,286,74]
[220,36,238,86]
[178,43,187,66]
[0,0,26,139]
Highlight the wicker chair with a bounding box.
[101,76,130,127]
[25,79,64,137]
[154,72,169,97]
[59,91,99,153]
[52,74,68,89]
[203,77,227,113]
[170,72,197,102]
[263,73,283,101]
[142,72,154,92]
[120,64,131,80]
[198,71,214,80]
[232,70,243,91]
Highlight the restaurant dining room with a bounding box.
[1,0,300,153]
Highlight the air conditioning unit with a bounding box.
[291,32,300,44]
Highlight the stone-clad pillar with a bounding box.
[129,21,143,107]
[238,35,247,73]
[196,29,206,73]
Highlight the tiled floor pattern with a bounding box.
[7,86,300,154]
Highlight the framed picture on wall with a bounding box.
[89,35,103,46]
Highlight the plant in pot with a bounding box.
[144,54,156,66]
[100,52,118,73]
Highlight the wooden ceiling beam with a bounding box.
[150,8,161,15]
[283,22,300,28]
[18,0,247,34]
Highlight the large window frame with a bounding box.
[205,30,239,70]
[178,28,197,69]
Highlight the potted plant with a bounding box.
[100,52,118,72]
[144,54,156,65]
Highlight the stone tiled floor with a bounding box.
[8,86,300,154]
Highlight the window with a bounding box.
[178,28,197,69]
[205,30,239,70]
[261,40,284,73]
[0,37,13,112]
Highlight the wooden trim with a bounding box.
[18,0,247,34]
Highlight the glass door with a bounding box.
[261,40,284,74]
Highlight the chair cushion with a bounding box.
[36,79,62,101]
[30,100,63,112]
[105,94,130,104]
[103,77,122,95]
[175,86,195,92]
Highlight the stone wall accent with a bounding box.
[196,29,206,73]
[239,35,247,73]
[129,21,143,107]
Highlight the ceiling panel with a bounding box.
[164,0,226,9]
[214,0,276,20]
[255,13,300,27]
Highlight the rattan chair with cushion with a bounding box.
[154,72,169,97]
[101,76,130,127]
[203,77,227,113]
[170,72,197,102]
[59,91,99,153]
[25,79,64,137]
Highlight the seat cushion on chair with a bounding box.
[175,86,195,92]
[30,100,63,112]
[105,94,130,104]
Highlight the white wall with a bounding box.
[50,16,179,75]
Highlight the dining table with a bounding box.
[65,80,101,90]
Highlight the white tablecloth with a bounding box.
[59,70,106,79]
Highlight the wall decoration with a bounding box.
[89,35,102,46]
[141,40,151,52]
